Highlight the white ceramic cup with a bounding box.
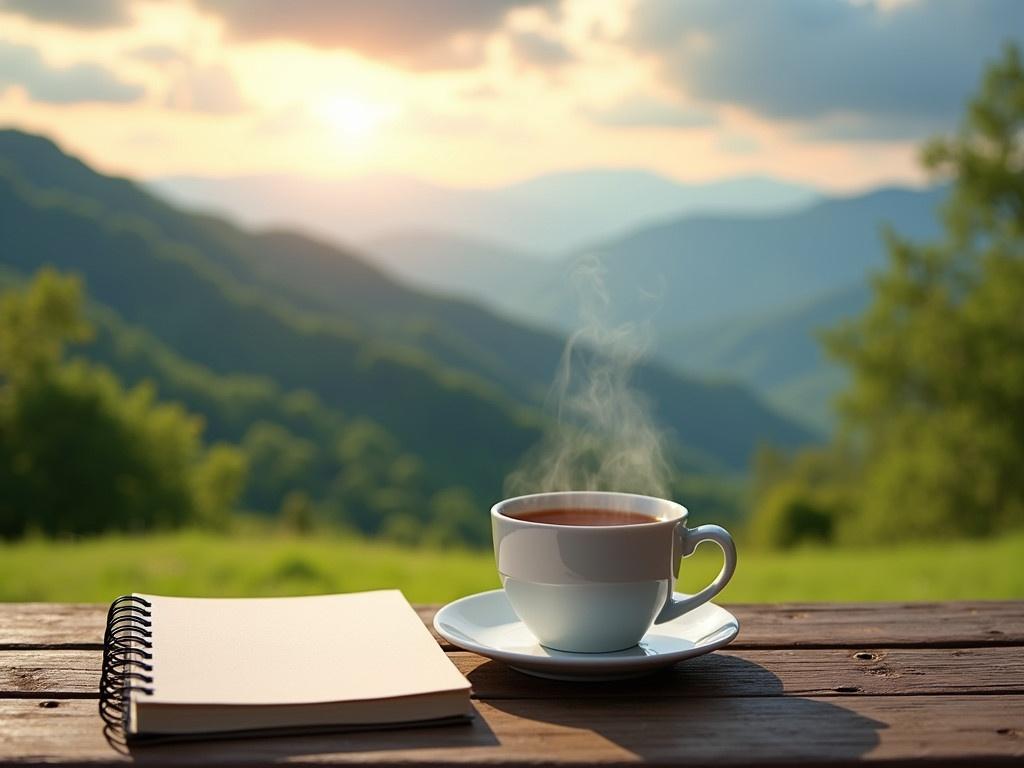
[492,491,737,653]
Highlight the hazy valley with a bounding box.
[154,161,945,431]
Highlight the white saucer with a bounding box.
[433,589,740,681]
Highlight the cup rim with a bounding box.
[491,490,686,529]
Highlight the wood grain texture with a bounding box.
[0,604,107,649]
[0,696,1021,766]
[720,602,1024,649]
[455,647,1024,699]
[0,651,98,699]
[2,602,1022,766]
[4,601,1024,649]
[4,647,1023,700]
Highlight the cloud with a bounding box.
[509,30,572,68]
[582,94,716,129]
[128,44,187,66]
[193,0,559,69]
[165,63,246,113]
[800,113,945,143]
[0,0,131,28]
[716,133,760,155]
[0,41,144,104]
[626,0,1024,138]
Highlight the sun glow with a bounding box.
[319,96,397,141]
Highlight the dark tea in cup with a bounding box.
[503,508,660,526]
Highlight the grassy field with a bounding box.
[2,530,1023,603]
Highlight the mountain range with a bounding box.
[149,171,819,255]
[0,129,816,523]
[152,163,948,431]
[368,187,946,429]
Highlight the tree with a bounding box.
[0,269,248,537]
[330,419,428,534]
[241,422,316,512]
[279,491,317,534]
[0,268,91,383]
[823,45,1024,540]
[425,486,486,548]
[193,443,249,529]
[747,446,856,548]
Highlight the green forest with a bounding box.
[748,46,1024,548]
[1,47,1022,584]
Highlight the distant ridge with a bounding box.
[543,184,946,329]
[662,283,873,431]
[148,169,820,254]
[365,183,946,432]
[366,185,944,332]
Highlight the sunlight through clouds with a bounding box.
[0,0,1018,189]
[318,95,401,143]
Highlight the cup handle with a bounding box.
[654,524,737,624]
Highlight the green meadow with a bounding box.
[3,530,1022,604]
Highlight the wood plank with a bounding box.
[454,647,1024,699]
[0,695,1020,766]
[0,651,100,699]
[0,604,107,649]
[4,647,1023,700]
[723,601,1024,649]
[3,602,1023,649]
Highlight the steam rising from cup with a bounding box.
[506,254,672,497]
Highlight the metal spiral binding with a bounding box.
[99,595,154,739]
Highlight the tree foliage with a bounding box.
[751,45,1024,546]
[0,270,247,537]
[0,270,499,545]
[748,446,856,548]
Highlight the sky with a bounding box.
[0,0,1020,191]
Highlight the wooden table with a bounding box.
[2,602,1023,766]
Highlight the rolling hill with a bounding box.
[395,185,941,430]
[363,188,945,432]
[357,188,945,348]
[0,128,816,501]
[662,283,872,430]
[0,171,538,498]
[561,189,943,429]
[517,186,944,333]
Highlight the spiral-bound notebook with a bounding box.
[100,591,472,742]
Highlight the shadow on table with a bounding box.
[101,656,884,762]
[474,654,886,763]
[105,716,498,762]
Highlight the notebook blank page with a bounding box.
[139,591,469,706]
